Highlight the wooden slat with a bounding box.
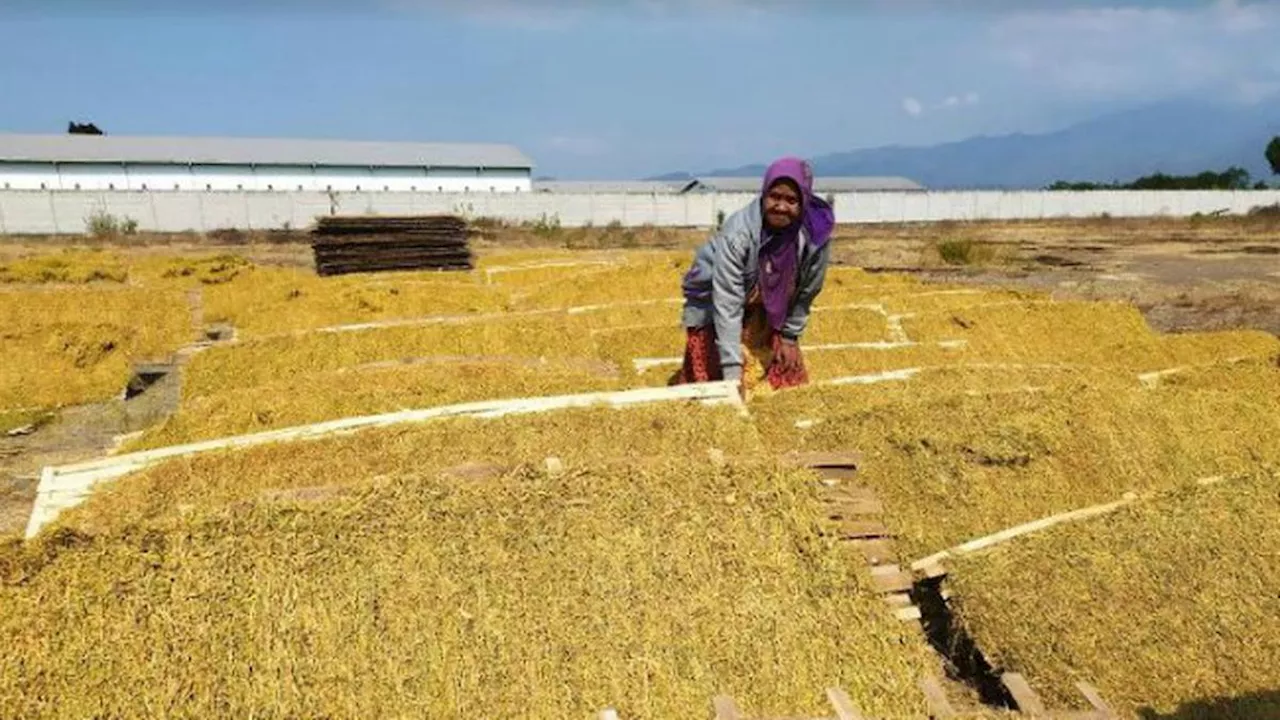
[1075,681,1116,719]
[131,362,175,377]
[870,565,914,594]
[790,451,863,469]
[713,695,742,720]
[825,486,880,503]
[827,497,885,516]
[917,561,949,580]
[848,538,899,565]
[840,520,891,539]
[1001,673,1048,716]
[825,687,866,720]
[918,675,958,719]
[814,466,857,481]
[895,605,923,621]
[544,456,565,478]
[882,592,914,608]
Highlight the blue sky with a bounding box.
[0,0,1276,179]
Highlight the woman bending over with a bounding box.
[674,157,835,391]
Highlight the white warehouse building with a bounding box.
[0,133,534,193]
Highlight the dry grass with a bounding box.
[77,405,767,530]
[803,306,895,344]
[591,324,686,366]
[202,265,510,336]
[902,299,1280,373]
[0,249,128,284]
[3,406,937,719]
[802,344,971,383]
[475,223,705,252]
[128,359,629,450]
[141,253,254,286]
[751,360,1280,559]
[0,286,192,411]
[901,299,1154,345]
[178,314,602,398]
[513,256,690,309]
[128,249,1279,453]
[3,236,1279,717]
[948,472,1280,719]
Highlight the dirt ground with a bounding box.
[831,216,1280,336]
[0,370,182,535]
[2,216,1278,536]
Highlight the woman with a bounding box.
[673,157,836,391]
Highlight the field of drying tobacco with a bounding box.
[1,219,1278,719]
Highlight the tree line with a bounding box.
[1048,136,1280,191]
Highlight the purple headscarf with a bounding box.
[758,157,836,331]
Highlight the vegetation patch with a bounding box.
[0,250,128,284]
[933,238,999,266]
[0,408,55,435]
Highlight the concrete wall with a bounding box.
[0,162,533,194]
[0,188,1278,235]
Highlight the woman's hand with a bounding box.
[774,337,801,373]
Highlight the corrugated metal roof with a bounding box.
[687,176,925,192]
[532,180,689,194]
[0,133,534,169]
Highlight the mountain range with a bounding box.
[647,98,1280,190]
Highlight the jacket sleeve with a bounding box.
[710,224,750,381]
[781,241,831,342]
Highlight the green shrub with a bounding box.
[85,208,139,238]
[936,238,976,265]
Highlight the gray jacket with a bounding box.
[680,199,832,381]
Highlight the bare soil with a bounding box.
[0,369,182,535]
[827,217,1280,336]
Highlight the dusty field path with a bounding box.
[830,216,1280,336]
[0,371,182,535]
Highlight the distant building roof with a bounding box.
[533,180,689,194]
[0,133,534,169]
[685,176,925,193]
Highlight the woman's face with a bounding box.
[763,180,802,230]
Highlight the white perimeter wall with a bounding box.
[0,163,532,194]
[0,189,1278,235]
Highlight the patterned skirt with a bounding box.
[672,290,810,390]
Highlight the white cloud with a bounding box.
[930,92,979,112]
[902,97,924,117]
[988,3,1280,101]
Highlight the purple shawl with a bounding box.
[758,157,836,331]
